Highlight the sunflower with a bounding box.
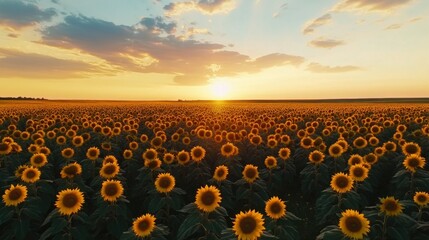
[352,137,367,149]
[2,184,28,206]
[309,150,325,164]
[233,210,265,240]
[39,146,51,156]
[213,165,228,182]
[278,148,291,160]
[182,136,191,145]
[15,165,28,177]
[71,136,84,147]
[250,135,262,145]
[99,163,120,179]
[383,141,397,152]
[330,173,354,193]
[101,142,111,151]
[349,164,369,182]
[221,142,236,157]
[101,180,124,202]
[163,153,175,164]
[155,173,175,193]
[267,138,278,148]
[123,149,133,160]
[143,148,158,161]
[300,137,314,149]
[30,153,48,168]
[243,164,259,183]
[329,143,344,158]
[55,188,84,216]
[195,185,222,213]
[61,148,75,159]
[374,147,385,157]
[348,155,364,166]
[103,155,118,165]
[364,153,378,165]
[265,196,286,220]
[380,196,403,216]
[191,146,206,162]
[402,142,421,156]
[264,156,277,169]
[132,213,156,238]
[413,192,429,207]
[86,147,100,160]
[129,141,139,151]
[338,209,370,239]
[336,139,349,152]
[403,154,425,172]
[21,166,41,183]
[60,163,82,179]
[27,144,39,154]
[177,150,190,165]
[144,158,162,170]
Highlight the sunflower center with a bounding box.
[408,158,420,168]
[352,168,364,177]
[146,151,155,160]
[9,188,23,201]
[201,191,216,206]
[239,216,257,234]
[33,156,44,164]
[303,139,312,146]
[312,154,322,162]
[269,202,282,214]
[267,159,275,166]
[385,143,394,151]
[88,150,98,157]
[366,155,376,164]
[158,177,172,189]
[355,139,365,147]
[62,193,78,208]
[405,145,418,154]
[148,160,158,169]
[103,165,116,175]
[223,145,233,153]
[384,200,398,212]
[0,143,9,151]
[64,165,78,175]
[137,219,150,231]
[26,170,36,179]
[216,169,225,177]
[417,195,427,203]
[345,216,362,233]
[332,146,341,154]
[245,168,257,179]
[335,176,349,189]
[104,183,119,196]
[193,149,203,158]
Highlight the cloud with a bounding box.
[309,38,345,49]
[384,17,422,31]
[385,24,402,30]
[303,14,331,35]
[39,15,304,85]
[334,0,414,12]
[139,17,177,34]
[164,0,236,16]
[273,3,288,18]
[0,0,56,29]
[306,62,360,73]
[0,48,112,79]
[179,27,211,40]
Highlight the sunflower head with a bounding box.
[71,136,84,147]
[349,164,369,182]
[380,196,403,216]
[154,173,175,193]
[374,147,385,157]
[101,180,124,202]
[242,164,259,183]
[402,142,421,156]
[177,150,190,165]
[233,210,265,240]
[278,147,291,160]
[99,163,120,179]
[339,209,370,240]
[364,153,378,165]
[221,142,236,157]
[61,148,75,159]
[265,196,286,220]
[300,137,314,149]
[329,143,344,158]
[55,188,84,216]
[309,150,325,164]
[30,153,48,168]
[348,155,364,166]
[86,147,100,160]
[123,149,133,160]
[353,137,368,149]
[191,146,206,162]
[383,141,397,152]
[403,154,426,172]
[144,158,162,170]
[213,165,228,182]
[15,165,28,177]
[60,163,82,179]
[103,155,118,165]
[143,148,158,161]
[21,166,41,183]
[2,184,28,206]
[195,185,222,213]
[330,173,354,194]
[413,192,429,207]
[264,156,277,169]
[132,214,156,238]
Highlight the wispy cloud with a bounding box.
[302,14,332,35]
[309,38,345,49]
[306,62,360,73]
[0,0,56,29]
[273,3,288,18]
[38,14,304,85]
[0,48,111,78]
[385,24,402,30]
[164,0,236,16]
[334,0,415,12]
[384,17,422,31]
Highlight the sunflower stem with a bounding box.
[409,172,415,197]
[381,214,388,240]
[67,215,73,240]
[314,164,319,191]
[417,206,423,222]
[337,193,342,209]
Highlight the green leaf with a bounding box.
[177,214,202,240]
[42,209,59,226]
[0,207,14,226]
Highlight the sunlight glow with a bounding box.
[211,81,230,100]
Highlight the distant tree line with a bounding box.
[0,96,46,100]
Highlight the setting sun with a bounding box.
[211,81,230,100]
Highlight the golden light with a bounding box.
[210,81,230,100]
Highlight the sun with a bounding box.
[211,81,230,100]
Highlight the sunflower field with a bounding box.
[1,101,429,240]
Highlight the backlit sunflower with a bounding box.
[221,142,236,157]
[123,149,133,160]
[0,142,12,155]
[383,141,397,152]
[233,210,265,240]
[99,163,120,179]
[101,180,124,202]
[213,165,228,182]
[86,147,100,160]
[403,154,425,172]
[374,147,385,157]
[329,143,343,158]
[71,136,84,147]
[348,155,364,166]
[330,173,354,194]
[154,173,175,193]
[243,164,259,183]
[103,155,118,165]
[163,153,175,164]
[132,213,156,238]
[349,164,369,182]
[265,196,286,220]
[402,142,421,156]
[21,166,41,183]
[61,148,74,159]
[2,184,27,206]
[191,146,206,162]
[144,158,162,170]
[338,209,370,240]
[353,137,367,149]
[177,150,190,165]
[413,192,429,207]
[264,156,277,169]
[55,188,84,216]
[278,147,291,160]
[15,165,28,177]
[380,196,403,216]
[364,153,378,165]
[143,148,158,161]
[300,137,314,149]
[309,150,325,164]
[60,163,82,179]
[195,185,222,213]
[30,153,48,168]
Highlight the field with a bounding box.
[1,101,429,240]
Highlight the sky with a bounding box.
[0,0,428,100]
